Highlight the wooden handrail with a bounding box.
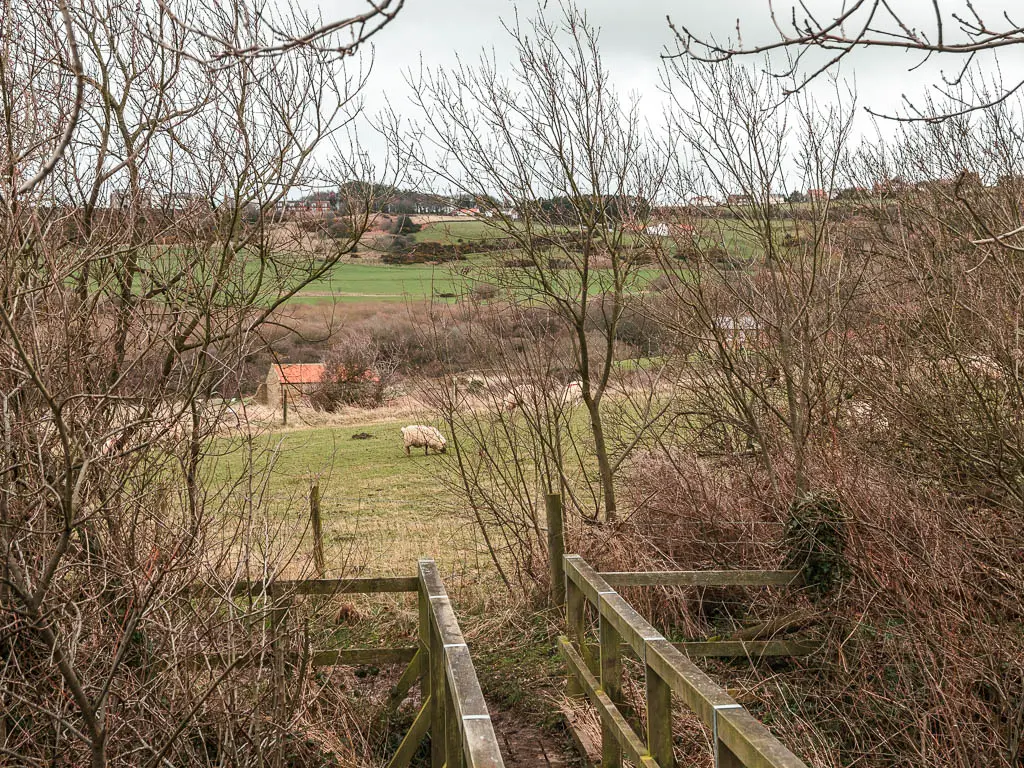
[192,575,419,598]
[600,570,803,588]
[419,559,505,768]
[193,568,502,768]
[564,555,811,768]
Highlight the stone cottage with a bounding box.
[256,363,325,409]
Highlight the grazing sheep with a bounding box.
[401,425,447,455]
[560,380,584,408]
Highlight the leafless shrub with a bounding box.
[0,0,401,764]
[311,334,398,410]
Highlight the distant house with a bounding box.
[644,222,670,236]
[257,363,325,409]
[690,196,718,207]
[161,192,209,212]
[806,188,831,202]
[726,194,753,206]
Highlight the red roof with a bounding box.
[274,363,324,385]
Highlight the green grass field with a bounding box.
[291,262,466,303]
[207,419,487,578]
[412,218,501,244]
[287,216,776,306]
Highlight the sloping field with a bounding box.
[208,418,487,578]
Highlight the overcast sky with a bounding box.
[299,1,1024,179]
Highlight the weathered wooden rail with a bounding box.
[561,554,810,768]
[197,560,504,768]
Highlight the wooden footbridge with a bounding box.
[233,556,813,768]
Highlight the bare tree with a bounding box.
[655,56,861,504]
[669,1,1024,118]
[0,1,397,765]
[391,2,668,525]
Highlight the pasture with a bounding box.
[208,418,487,578]
[289,262,466,303]
[412,217,500,244]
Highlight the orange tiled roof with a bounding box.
[274,363,324,385]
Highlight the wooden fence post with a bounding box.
[646,665,674,768]
[599,601,623,768]
[546,493,566,608]
[282,389,288,426]
[445,671,462,768]
[429,606,446,768]
[565,558,584,696]
[714,704,744,768]
[310,481,325,576]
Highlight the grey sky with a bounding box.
[300,1,1024,174]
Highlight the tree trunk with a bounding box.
[586,398,617,522]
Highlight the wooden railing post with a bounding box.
[714,704,744,768]
[646,666,674,768]
[599,597,623,768]
[546,493,566,607]
[428,609,446,768]
[565,555,599,680]
[418,572,432,715]
[445,672,462,768]
[565,561,584,697]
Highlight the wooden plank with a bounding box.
[201,646,418,669]
[559,702,602,765]
[566,558,664,659]
[445,646,490,719]
[674,640,819,658]
[387,695,432,768]
[559,636,659,768]
[311,646,418,666]
[461,718,506,768]
[646,638,809,768]
[193,576,419,598]
[600,570,803,588]
[587,640,818,660]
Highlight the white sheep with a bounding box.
[401,425,448,455]
[560,380,584,408]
